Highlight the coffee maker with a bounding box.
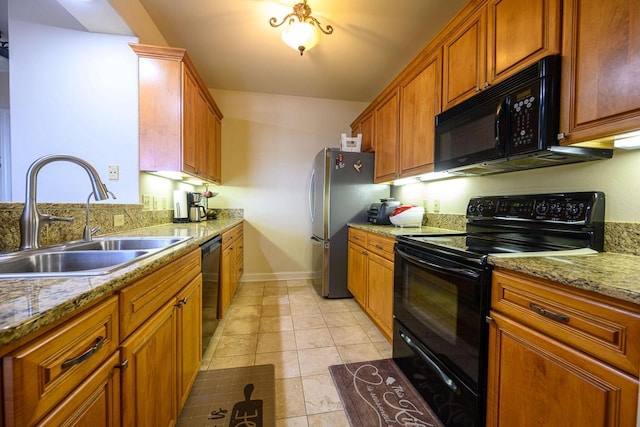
[187,192,207,222]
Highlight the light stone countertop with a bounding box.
[0,218,243,348]
[350,223,640,307]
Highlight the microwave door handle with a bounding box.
[396,248,481,280]
[495,98,507,155]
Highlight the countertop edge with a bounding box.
[0,218,243,348]
[349,223,640,307]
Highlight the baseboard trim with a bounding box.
[240,272,314,282]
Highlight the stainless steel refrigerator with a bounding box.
[309,148,390,298]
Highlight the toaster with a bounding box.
[367,198,401,225]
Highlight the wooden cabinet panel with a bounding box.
[399,51,440,177]
[36,352,121,427]
[487,0,561,82]
[442,6,487,110]
[492,269,640,376]
[560,0,640,144]
[352,112,374,153]
[131,43,224,184]
[176,277,202,411]
[366,234,395,259]
[347,241,367,307]
[373,90,400,183]
[119,249,200,340]
[3,297,119,427]
[220,223,244,318]
[121,300,177,427]
[366,251,394,339]
[487,311,639,427]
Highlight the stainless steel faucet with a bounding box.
[84,189,116,241]
[19,154,112,250]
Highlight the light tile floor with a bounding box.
[201,279,392,427]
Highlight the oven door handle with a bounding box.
[399,331,460,395]
[396,248,481,280]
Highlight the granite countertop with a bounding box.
[349,223,640,307]
[0,218,243,348]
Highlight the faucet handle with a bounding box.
[41,214,75,224]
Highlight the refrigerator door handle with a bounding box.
[308,169,316,223]
[310,235,324,243]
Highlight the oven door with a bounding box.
[393,243,490,388]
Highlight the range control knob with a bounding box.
[477,203,485,214]
[551,203,563,215]
[535,201,549,215]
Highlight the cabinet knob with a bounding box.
[175,297,189,308]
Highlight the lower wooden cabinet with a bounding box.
[220,223,244,318]
[1,249,203,427]
[487,269,640,426]
[347,228,394,340]
[2,296,119,427]
[120,299,177,427]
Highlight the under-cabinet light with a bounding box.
[614,131,640,150]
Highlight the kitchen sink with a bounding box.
[0,236,192,278]
[68,237,188,251]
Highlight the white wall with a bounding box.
[392,148,640,223]
[9,17,139,203]
[209,89,368,281]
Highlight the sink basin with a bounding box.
[69,237,188,251]
[0,250,150,277]
[0,236,193,278]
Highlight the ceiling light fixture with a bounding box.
[269,0,333,56]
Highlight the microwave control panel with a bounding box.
[508,81,540,153]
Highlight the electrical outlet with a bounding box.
[113,214,125,227]
[108,165,119,180]
[433,199,441,213]
[422,199,429,212]
[142,194,152,210]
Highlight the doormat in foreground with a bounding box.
[177,364,275,427]
[329,359,444,427]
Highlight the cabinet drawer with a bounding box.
[120,248,200,339]
[3,296,119,427]
[222,223,243,250]
[348,228,368,246]
[492,269,640,376]
[367,234,395,260]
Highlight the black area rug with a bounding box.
[330,359,444,427]
[177,364,275,427]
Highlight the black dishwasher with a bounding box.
[201,235,222,355]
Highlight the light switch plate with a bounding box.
[142,194,152,210]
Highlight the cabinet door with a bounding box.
[347,242,367,307]
[176,276,202,411]
[235,230,244,286]
[219,245,235,318]
[487,0,561,82]
[399,50,440,177]
[559,0,640,144]
[487,311,639,427]
[366,251,394,340]
[353,112,374,153]
[442,6,487,110]
[207,106,222,184]
[36,352,121,427]
[373,90,400,183]
[182,67,199,175]
[121,300,177,427]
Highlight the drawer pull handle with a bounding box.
[375,244,384,250]
[115,359,129,371]
[61,336,105,370]
[530,303,569,322]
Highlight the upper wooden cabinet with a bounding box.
[559,0,640,145]
[399,50,441,177]
[443,0,561,110]
[351,112,374,153]
[131,43,224,184]
[442,5,487,110]
[373,90,400,183]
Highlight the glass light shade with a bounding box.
[281,21,320,54]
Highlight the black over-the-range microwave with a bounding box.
[434,55,613,176]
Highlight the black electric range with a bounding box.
[392,192,605,427]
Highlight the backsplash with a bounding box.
[425,212,640,256]
[0,203,243,252]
